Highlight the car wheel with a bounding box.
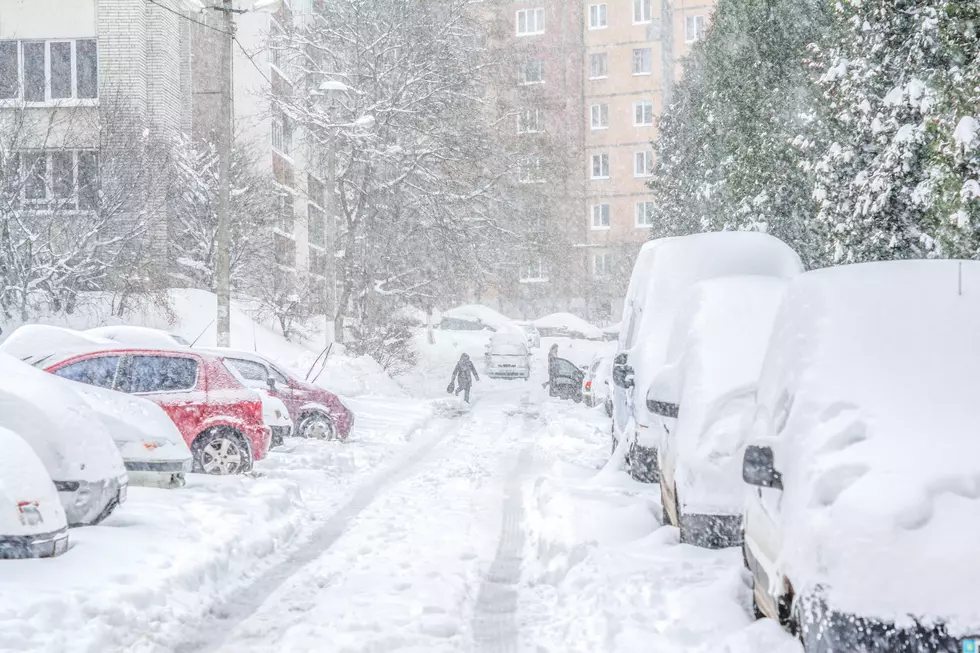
[300,413,336,440]
[193,427,249,475]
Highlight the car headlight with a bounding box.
[74,484,92,509]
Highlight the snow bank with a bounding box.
[759,260,980,631]
[533,312,603,340]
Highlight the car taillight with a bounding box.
[585,381,592,389]
[247,400,265,425]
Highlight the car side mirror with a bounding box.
[646,365,681,416]
[266,376,276,391]
[612,353,633,389]
[743,445,782,490]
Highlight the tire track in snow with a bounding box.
[472,401,538,652]
[174,415,453,653]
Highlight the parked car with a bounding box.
[0,332,273,476]
[439,304,514,332]
[650,276,787,547]
[582,355,613,416]
[548,356,585,402]
[0,425,70,559]
[0,353,128,526]
[485,332,531,380]
[533,313,603,340]
[741,260,980,651]
[70,383,193,488]
[612,232,803,483]
[517,323,541,349]
[86,325,190,348]
[206,348,355,441]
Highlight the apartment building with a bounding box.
[582,0,713,319]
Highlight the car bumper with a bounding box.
[487,367,528,378]
[56,476,128,527]
[242,424,272,461]
[125,458,191,488]
[0,526,69,559]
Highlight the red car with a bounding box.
[39,348,270,475]
[204,348,354,442]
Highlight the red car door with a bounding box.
[115,354,207,446]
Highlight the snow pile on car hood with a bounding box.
[763,260,980,632]
[439,304,514,330]
[0,353,126,483]
[533,312,603,339]
[665,276,787,513]
[0,425,67,537]
[69,383,192,464]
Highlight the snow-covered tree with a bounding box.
[650,0,830,266]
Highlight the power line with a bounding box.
[234,37,273,87]
[144,0,230,35]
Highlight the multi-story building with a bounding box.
[582,0,713,319]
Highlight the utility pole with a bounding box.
[324,130,337,344]
[215,0,235,347]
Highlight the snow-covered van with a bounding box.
[0,353,128,527]
[0,426,69,559]
[651,276,787,548]
[741,261,980,651]
[70,384,193,488]
[484,331,531,379]
[612,232,802,482]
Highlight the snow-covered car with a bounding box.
[205,348,354,442]
[582,355,613,416]
[741,260,980,650]
[70,383,193,488]
[0,353,128,527]
[0,425,70,559]
[611,232,803,483]
[533,312,603,340]
[517,323,541,349]
[0,324,112,359]
[484,332,531,379]
[219,358,294,447]
[85,325,190,349]
[651,276,787,548]
[439,304,514,332]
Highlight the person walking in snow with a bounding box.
[448,353,480,403]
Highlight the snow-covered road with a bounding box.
[0,337,801,653]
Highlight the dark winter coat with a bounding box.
[450,354,480,390]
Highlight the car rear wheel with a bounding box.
[193,428,249,475]
[300,413,336,440]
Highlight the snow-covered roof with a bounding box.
[85,326,189,349]
[440,304,514,330]
[759,260,980,629]
[0,425,67,538]
[660,276,787,514]
[0,325,114,362]
[0,353,126,483]
[532,313,602,339]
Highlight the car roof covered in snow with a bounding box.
[0,425,68,538]
[532,313,602,339]
[0,353,126,483]
[0,324,116,362]
[757,259,980,628]
[440,304,514,330]
[658,276,788,512]
[85,326,190,349]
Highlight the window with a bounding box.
[516,8,545,36]
[519,58,545,85]
[519,157,544,183]
[120,356,199,394]
[54,356,121,389]
[632,48,652,75]
[635,200,656,227]
[307,174,324,206]
[518,108,543,133]
[588,4,607,29]
[593,252,612,277]
[268,365,289,385]
[634,150,654,177]
[589,53,607,79]
[275,186,295,233]
[7,150,99,211]
[633,0,652,23]
[591,203,611,229]
[520,258,548,283]
[0,39,98,103]
[308,203,325,247]
[272,110,293,156]
[309,247,327,277]
[634,100,654,126]
[226,358,269,384]
[686,15,706,43]
[274,232,297,267]
[590,103,608,130]
[590,153,609,179]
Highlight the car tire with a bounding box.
[192,427,250,475]
[300,412,337,441]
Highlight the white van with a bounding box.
[612,232,802,482]
[484,331,531,379]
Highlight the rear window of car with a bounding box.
[119,355,198,393]
[53,356,121,388]
[226,358,268,383]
